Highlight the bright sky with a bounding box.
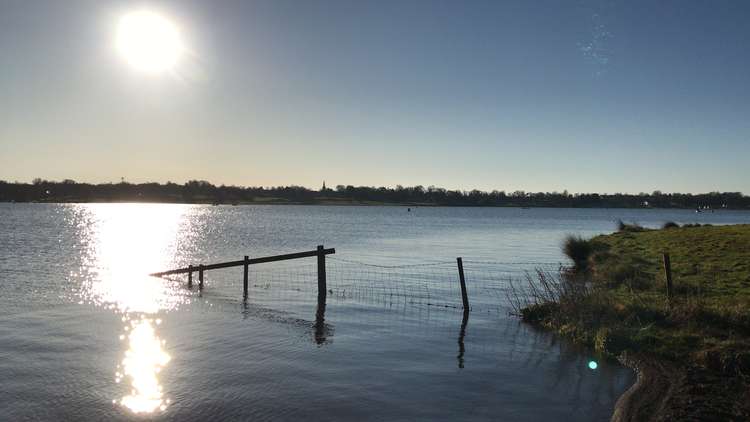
[0,0,748,193]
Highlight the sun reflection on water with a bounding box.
[79,203,190,314]
[116,316,171,413]
[73,203,195,414]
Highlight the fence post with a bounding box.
[457,257,470,310]
[188,265,193,288]
[663,253,673,305]
[243,255,249,299]
[199,265,204,290]
[317,245,327,302]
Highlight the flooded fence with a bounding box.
[150,248,561,315]
[150,245,336,300]
[323,257,562,313]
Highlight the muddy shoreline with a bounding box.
[612,353,749,421]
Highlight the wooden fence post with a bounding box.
[188,265,193,288]
[457,257,470,310]
[243,256,249,299]
[199,265,204,290]
[663,253,673,305]
[317,245,327,302]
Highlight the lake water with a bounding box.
[2,203,749,421]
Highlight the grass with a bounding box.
[520,224,750,369]
[594,224,750,306]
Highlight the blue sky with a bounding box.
[1,0,748,193]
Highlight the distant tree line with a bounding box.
[0,179,748,209]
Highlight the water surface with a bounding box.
[2,204,749,420]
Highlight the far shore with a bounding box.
[2,180,749,209]
[3,198,750,210]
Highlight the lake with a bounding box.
[2,204,749,421]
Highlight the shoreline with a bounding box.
[519,224,750,420]
[611,353,675,422]
[612,352,750,421]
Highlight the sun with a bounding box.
[115,10,184,73]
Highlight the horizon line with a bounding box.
[2,178,745,197]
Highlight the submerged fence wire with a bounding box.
[198,256,563,315]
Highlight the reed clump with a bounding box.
[562,235,594,271]
[662,221,680,229]
[617,219,647,233]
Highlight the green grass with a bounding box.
[593,224,750,305]
[525,224,750,371]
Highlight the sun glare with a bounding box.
[72,203,194,414]
[115,10,184,73]
[117,317,171,413]
[80,203,188,313]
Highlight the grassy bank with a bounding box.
[518,223,750,420]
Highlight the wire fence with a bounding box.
[192,256,564,315]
